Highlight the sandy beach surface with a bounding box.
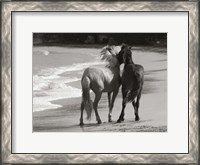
[33,46,167,132]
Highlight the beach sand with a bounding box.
[33,46,167,132]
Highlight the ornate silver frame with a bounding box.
[1,1,199,164]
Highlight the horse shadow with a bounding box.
[81,119,151,126]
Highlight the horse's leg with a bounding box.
[117,99,126,123]
[117,90,127,123]
[93,92,102,124]
[79,101,84,126]
[107,92,112,122]
[117,92,127,123]
[131,100,139,121]
[135,90,142,121]
[108,89,119,122]
[134,91,142,121]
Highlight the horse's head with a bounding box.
[116,44,133,65]
[100,45,121,69]
[101,45,120,56]
[101,46,112,56]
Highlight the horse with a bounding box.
[116,44,144,123]
[80,46,121,126]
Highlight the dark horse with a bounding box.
[116,44,144,123]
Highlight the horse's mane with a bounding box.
[100,45,121,68]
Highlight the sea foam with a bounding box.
[33,61,103,112]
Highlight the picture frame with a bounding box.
[1,0,199,164]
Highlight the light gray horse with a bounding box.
[80,46,121,126]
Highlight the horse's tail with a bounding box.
[81,76,93,120]
[127,68,144,102]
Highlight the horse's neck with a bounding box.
[106,64,120,75]
[124,57,134,68]
[105,56,120,74]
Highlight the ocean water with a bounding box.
[33,46,103,112]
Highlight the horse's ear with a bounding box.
[121,43,127,50]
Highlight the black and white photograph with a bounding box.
[33,33,167,132]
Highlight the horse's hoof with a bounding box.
[108,119,112,122]
[117,119,122,123]
[79,122,84,127]
[97,120,102,124]
[135,116,140,121]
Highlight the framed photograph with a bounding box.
[1,0,199,164]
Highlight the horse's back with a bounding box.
[82,67,104,83]
[82,67,111,82]
[122,64,144,80]
[82,67,120,93]
[129,64,144,74]
[122,64,144,93]
[134,64,144,81]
